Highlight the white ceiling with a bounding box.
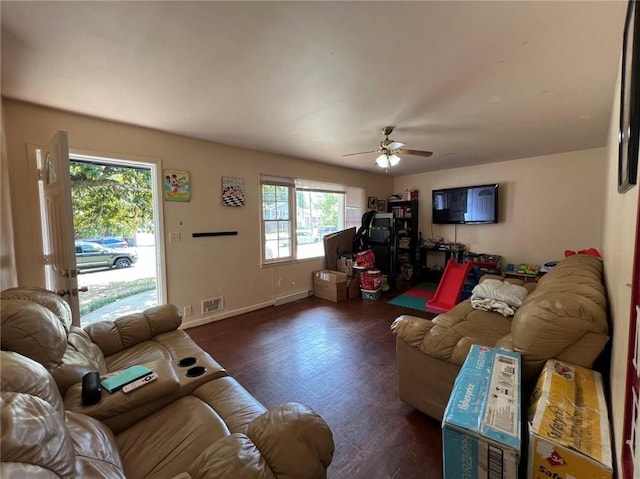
[0,1,628,177]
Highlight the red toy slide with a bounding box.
[426,259,474,313]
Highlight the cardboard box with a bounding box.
[443,345,521,479]
[313,270,347,303]
[347,276,360,299]
[527,360,612,479]
[337,256,361,299]
[324,228,356,271]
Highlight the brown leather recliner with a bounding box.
[391,254,610,421]
[1,286,231,432]
[0,288,335,477]
[1,350,334,478]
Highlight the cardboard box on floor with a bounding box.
[324,227,356,271]
[527,360,612,479]
[442,345,521,479]
[337,256,361,299]
[313,270,347,302]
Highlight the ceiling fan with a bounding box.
[343,126,433,171]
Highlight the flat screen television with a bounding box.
[432,184,499,224]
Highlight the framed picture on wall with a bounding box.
[163,170,191,202]
[377,199,387,212]
[619,0,640,193]
[367,196,378,210]
[222,176,245,206]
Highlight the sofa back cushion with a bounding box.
[510,254,609,379]
[1,289,109,395]
[1,286,73,333]
[53,326,108,395]
[1,299,68,369]
[84,304,183,356]
[0,351,65,418]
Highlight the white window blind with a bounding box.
[346,186,366,230]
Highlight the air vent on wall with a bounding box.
[201,296,224,314]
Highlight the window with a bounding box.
[260,175,365,264]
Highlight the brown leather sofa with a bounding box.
[1,287,334,478]
[391,254,610,421]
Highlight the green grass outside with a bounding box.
[80,277,156,315]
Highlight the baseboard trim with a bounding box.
[274,290,310,306]
[181,300,274,329]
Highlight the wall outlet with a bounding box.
[183,305,192,317]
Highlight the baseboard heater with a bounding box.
[274,290,309,307]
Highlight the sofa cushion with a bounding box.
[1,392,76,478]
[192,377,268,434]
[1,300,68,369]
[0,351,65,419]
[66,411,126,478]
[104,329,207,372]
[1,286,73,333]
[84,305,182,356]
[116,395,232,479]
[188,434,277,479]
[424,302,512,364]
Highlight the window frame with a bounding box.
[260,174,364,266]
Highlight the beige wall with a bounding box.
[602,65,638,474]
[2,99,393,327]
[393,148,607,266]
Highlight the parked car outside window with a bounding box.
[75,241,138,270]
[296,231,320,245]
[80,236,129,249]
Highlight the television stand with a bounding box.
[419,245,466,282]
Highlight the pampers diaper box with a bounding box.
[527,359,612,479]
[442,345,521,479]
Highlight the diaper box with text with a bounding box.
[442,345,522,479]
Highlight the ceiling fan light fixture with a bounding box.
[389,154,401,166]
[375,154,390,168]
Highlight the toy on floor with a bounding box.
[426,259,474,313]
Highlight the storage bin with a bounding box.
[355,249,376,268]
[361,288,382,300]
[359,269,382,290]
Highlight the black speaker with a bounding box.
[82,371,102,406]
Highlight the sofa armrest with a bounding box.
[390,314,436,348]
[84,304,182,356]
[188,403,334,479]
[64,359,180,421]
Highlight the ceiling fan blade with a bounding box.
[381,139,405,150]
[396,148,433,157]
[342,149,379,157]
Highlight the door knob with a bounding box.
[56,287,88,297]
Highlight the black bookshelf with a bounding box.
[387,200,419,287]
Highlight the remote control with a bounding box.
[122,373,158,393]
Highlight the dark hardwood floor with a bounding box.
[187,293,443,479]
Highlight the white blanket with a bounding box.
[470,279,529,317]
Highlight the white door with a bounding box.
[37,131,81,325]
